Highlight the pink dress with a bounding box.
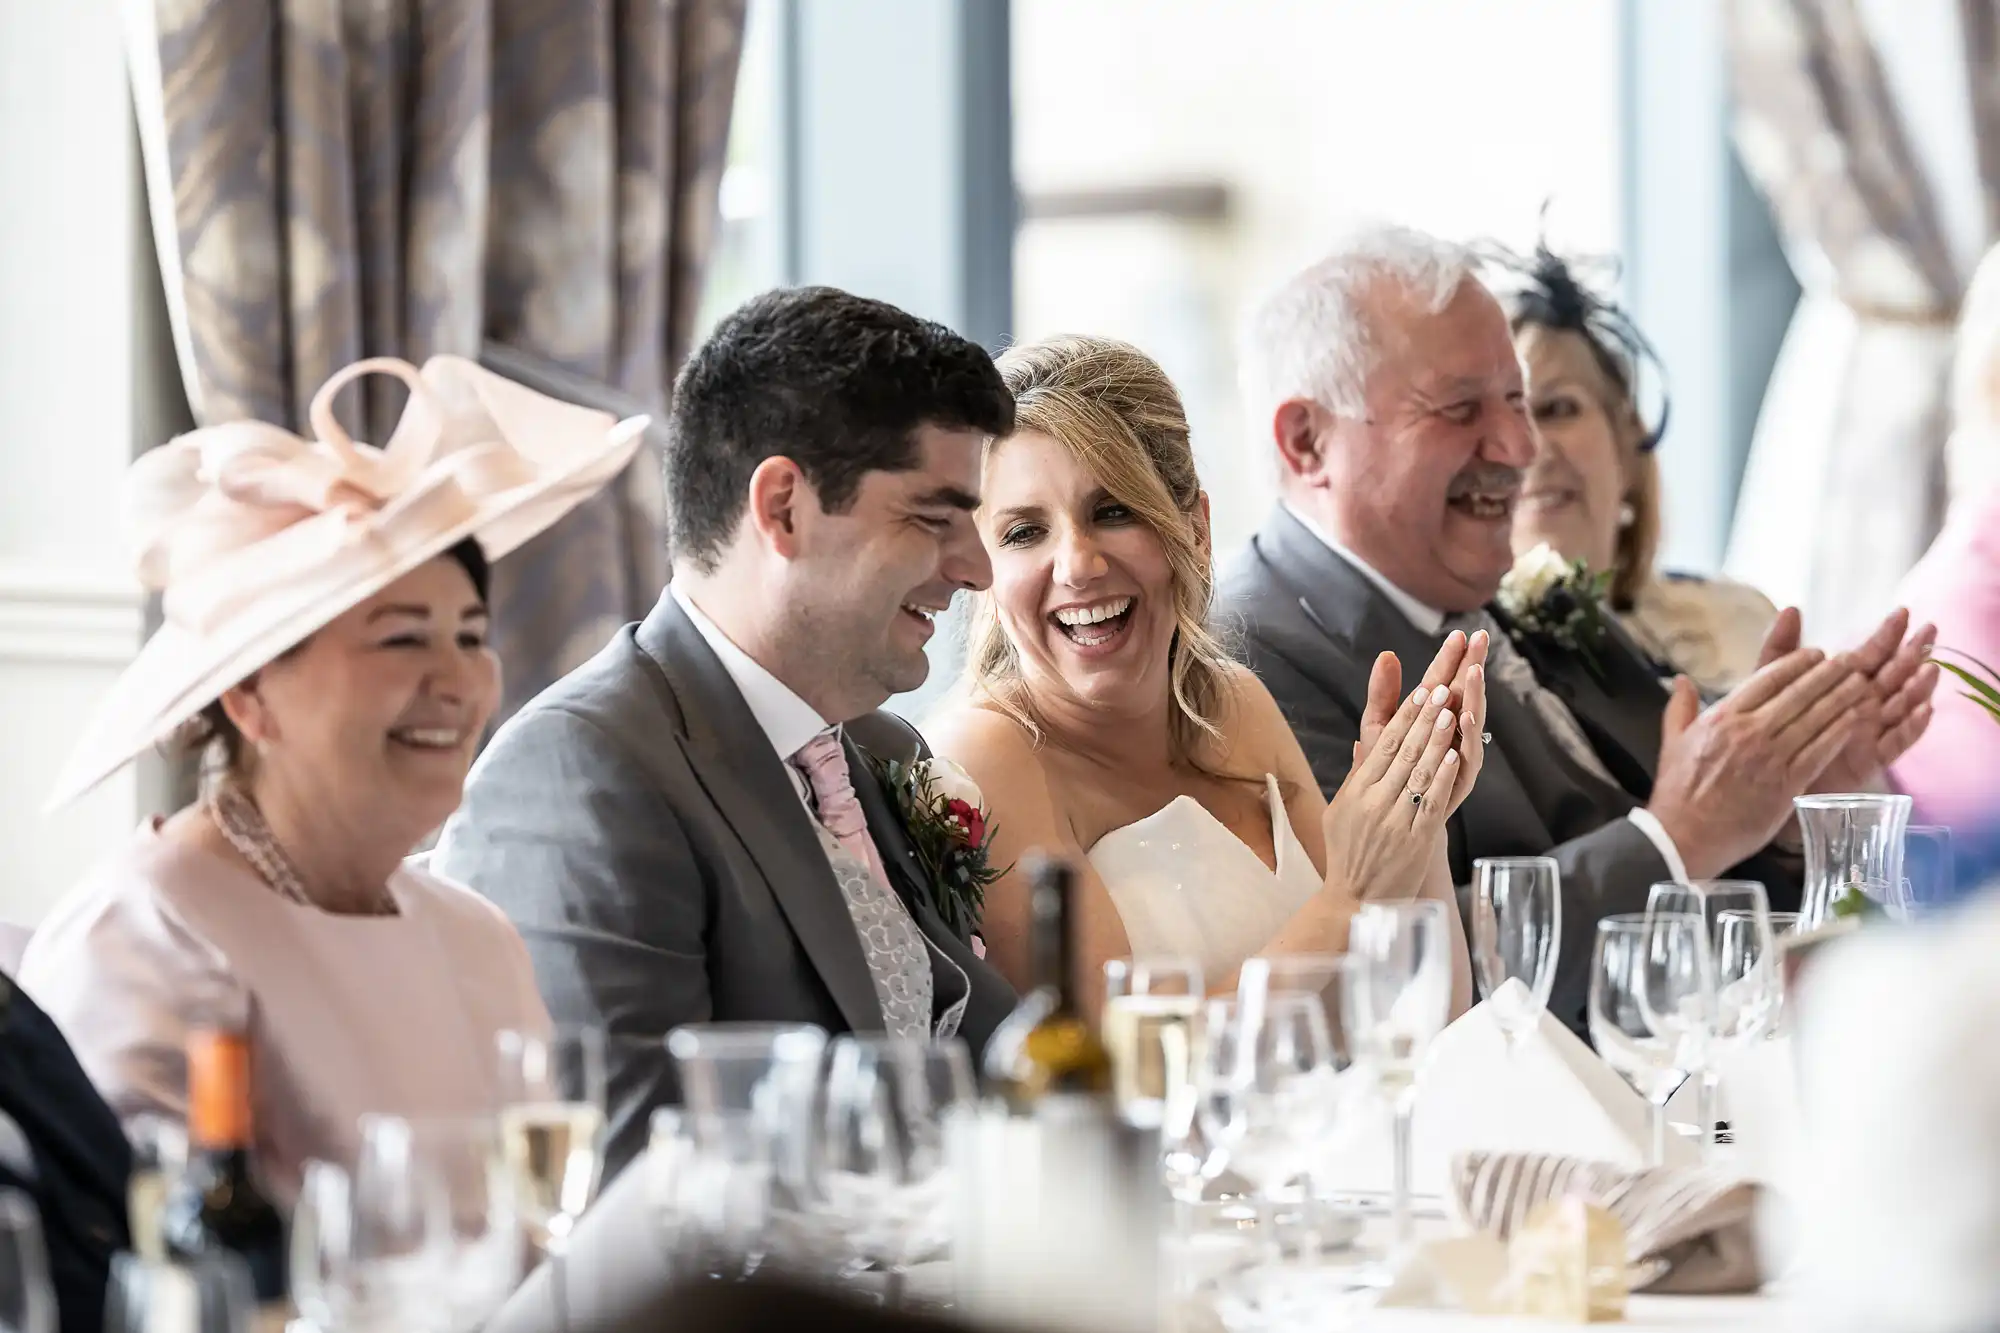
[1891,485,2000,832]
[19,822,551,1202]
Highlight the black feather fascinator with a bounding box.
[1480,230,1671,454]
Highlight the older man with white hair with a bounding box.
[1217,222,1934,1028]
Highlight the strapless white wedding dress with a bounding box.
[1086,774,1322,983]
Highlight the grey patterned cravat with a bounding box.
[1451,610,1621,789]
[811,832,940,1039]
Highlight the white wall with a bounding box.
[0,0,153,924]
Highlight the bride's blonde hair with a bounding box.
[962,334,1236,768]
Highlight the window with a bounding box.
[1012,0,1623,558]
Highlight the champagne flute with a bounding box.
[1904,825,1955,917]
[1102,957,1203,1131]
[289,1161,352,1333]
[1649,880,1765,1152]
[1341,901,1452,1254]
[495,1027,608,1256]
[1471,857,1561,1054]
[0,1191,54,1333]
[1589,914,1711,1165]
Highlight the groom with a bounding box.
[434,286,1018,1177]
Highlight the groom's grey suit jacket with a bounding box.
[1217,508,1798,1031]
[433,593,1016,1179]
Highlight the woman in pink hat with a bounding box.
[20,356,645,1202]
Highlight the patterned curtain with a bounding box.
[1723,0,1999,644]
[125,0,746,723]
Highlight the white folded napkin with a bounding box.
[1318,980,1696,1198]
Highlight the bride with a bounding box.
[928,334,1481,1009]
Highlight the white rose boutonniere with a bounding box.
[1497,542,1614,679]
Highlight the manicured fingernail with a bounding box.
[1443,751,1459,766]
[1430,684,1450,705]
[1435,710,1453,730]
[1470,665,1484,682]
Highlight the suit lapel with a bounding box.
[1495,608,1665,799]
[845,736,934,917]
[636,597,884,1035]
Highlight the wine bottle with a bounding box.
[162,1026,288,1306]
[983,852,1114,1112]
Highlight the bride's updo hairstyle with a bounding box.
[963,334,1236,768]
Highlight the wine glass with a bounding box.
[1169,995,1249,1237]
[1102,956,1204,1130]
[495,1027,608,1256]
[348,1115,453,1328]
[1649,880,1766,1152]
[1713,910,1783,1051]
[0,1191,54,1333]
[668,1023,828,1279]
[289,1161,353,1333]
[1471,857,1561,1053]
[1589,914,1713,1165]
[374,1115,524,1332]
[1341,901,1452,1254]
[808,1035,976,1305]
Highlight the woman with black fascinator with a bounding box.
[1489,241,1780,694]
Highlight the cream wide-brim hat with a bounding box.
[48,355,647,810]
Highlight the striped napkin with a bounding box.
[1448,1151,1765,1294]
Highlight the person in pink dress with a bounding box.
[1891,244,2000,838]
[21,356,644,1201]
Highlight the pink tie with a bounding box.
[793,732,894,889]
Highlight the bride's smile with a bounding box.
[978,428,1177,706]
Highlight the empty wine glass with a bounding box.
[808,1036,976,1305]
[1169,996,1248,1236]
[1471,857,1561,1053]
[495,1027,608,1256]
[1102,956,1203,1130]
[668,1023,828,1279]
[376,1115,524,1332]
[1589,914,1713,1165]
[1649,880,1766,1152]
[0,1191,53,1333]
[1713,910,1783,1050]
[289,1160,353,1333]
[1341,901,1452,1254]
[349,1116,453,1329]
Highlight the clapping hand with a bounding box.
[1353,629,1490,816]
[1647,646,1874,879]
[1756,607,1938,792]
[1321,633,1490,904]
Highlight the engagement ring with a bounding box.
[1409,791,1423,806]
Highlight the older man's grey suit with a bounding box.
[433,593,1015,1179]
[1217,508,1797,1030]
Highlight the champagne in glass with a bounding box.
[495,1028,608,1253]
[1102,957,1203,1129]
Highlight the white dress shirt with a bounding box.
[671,582,826,812]
[1279,503,1687,881]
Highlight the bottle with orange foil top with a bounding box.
[161,1026,288,1307]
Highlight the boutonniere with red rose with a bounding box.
[873,755,1007,941]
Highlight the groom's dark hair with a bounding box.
[665,285,1014,573]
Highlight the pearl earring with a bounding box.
[1618,502,1636,529]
